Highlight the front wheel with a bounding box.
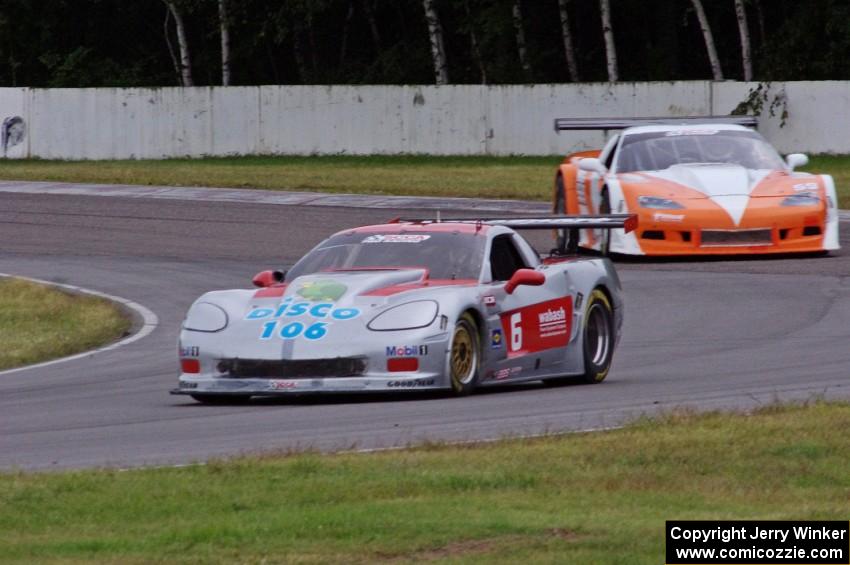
[448,312,480,396]
[598,189,612,254]
[580,289,615,384]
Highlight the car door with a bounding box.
[484,234,574,379]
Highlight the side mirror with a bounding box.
[578,157,608,175]
[786,153,808,170]
[252,270,285,288]
[504,269,546,295]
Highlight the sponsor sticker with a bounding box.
[793,182,819,192]
[179,345,200,357]
[652,212,685,223]
[296,280,347,302]
[500,297,573,358]
[664,129,718,136]
[538,306,568,338]
[386,345,429,357]
[490,329,503,349]
[245,297,361,341]
[269,380,297,390]
[491,366,522,380]
[387,378,435,388]
[483,295,496,306]
[362,234,431,244]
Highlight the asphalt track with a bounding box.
[1,183,849,471]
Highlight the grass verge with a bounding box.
[1,401,848,563]
[0,155,560,201]
[0,277,131,371]
[0,154,848,207]
[806,155,850,207]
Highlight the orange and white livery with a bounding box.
[552,117,840,255]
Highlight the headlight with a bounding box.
[368,300,439,331]
[781,193,821,207]
[183,302,228,332]
[638,196,684,209]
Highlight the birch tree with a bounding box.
[512,0,532,77]
[690,0,723,80]
[558,0,579,82]
[422,0,448,85]
[218,0,231,85]
[162,0,193,86]
[163,7,182,85]
[599,0,617,81]
[734,0,752,80]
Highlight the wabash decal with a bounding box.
[500,297,573,358]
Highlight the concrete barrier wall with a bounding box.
[0,81,845,159]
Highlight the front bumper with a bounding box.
[631,208,832,256]
[173,325,453,396]
[171,371,446,396]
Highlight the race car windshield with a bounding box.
[286,231,485,281]
[615,129,786,173]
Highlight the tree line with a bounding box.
[0,0,848,88]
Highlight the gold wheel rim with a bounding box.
[451,324,476,386]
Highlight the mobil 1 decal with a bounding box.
[500,297,572,358]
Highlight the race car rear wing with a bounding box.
[554,115,758,132]
[470,214,636,232]
[396,214,637,256]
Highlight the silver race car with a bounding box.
[171,215,636,403]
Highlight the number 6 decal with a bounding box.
[510,312,522,351]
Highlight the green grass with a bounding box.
[0,154,848,207]
[1,401,848,564]
[805,155,850,207]
[0,155,561,201]
[0,278,131,370]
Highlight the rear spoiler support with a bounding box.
[396,214,637,257]
[478,215,637,256]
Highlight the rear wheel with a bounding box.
[581,289,615,384]
[448,312,480,396]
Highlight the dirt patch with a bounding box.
[376,528,581,562]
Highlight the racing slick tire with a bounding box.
[448,312,481,396]
[580,289,615,384]
[190,394,252,405]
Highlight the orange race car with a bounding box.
[552,117,840,256]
